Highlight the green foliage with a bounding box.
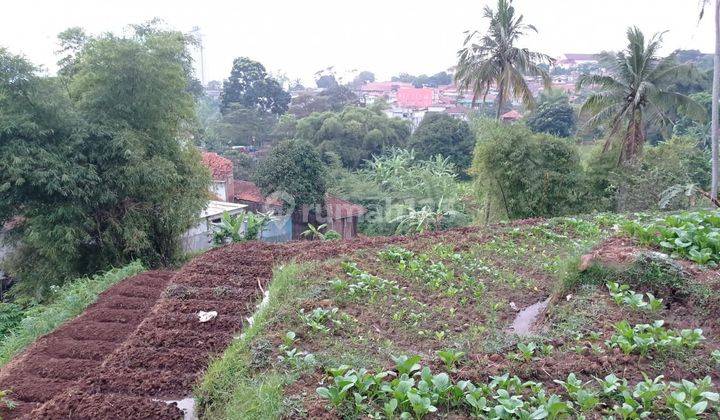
[299,307,341,334]
[295,107,410,168]
[607,320,704,357]
[289,86,358,118]
[391,71,452,88]
[331,262,399,299]
[0,27,210,298]
[606,282,664,311]
[254,139,327,209]
[301,224,341,241]
[329,149,470,235]
[0,303,24,340]
[526,91,577,137]
[408,113,475,175]
[211,211,271,245]
[195,264,306,419]
[472,122,584,221]
[624,211,720,265]
[0,261,144,367]
[220,57,290,115]
[577,27,705,162]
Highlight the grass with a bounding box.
[195,263,310,419]
[0,261,145,367]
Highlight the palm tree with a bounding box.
[700,0,720,198]
[577,27,706,164]
[455,0,553,119]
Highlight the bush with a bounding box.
[616,137,710,211]
[472,122,584,221]
[254,139,327,209]
[408,113,475,176]
[329,149,471,235]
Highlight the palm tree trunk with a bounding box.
[712,0,720,198]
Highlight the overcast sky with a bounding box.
[1,0,713,85]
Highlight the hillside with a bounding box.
[1,214,719,419]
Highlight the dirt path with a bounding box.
[2,225,525,419]
[0,271,175,418]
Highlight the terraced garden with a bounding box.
[1,214,719,419]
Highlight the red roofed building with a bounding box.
[501,110,522,122]
[396,88,434,109]
[201,152,235,201]
[233,180,282,212]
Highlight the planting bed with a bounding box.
[0,270,174,418]
[5,213,718,418]
[195,215,720,419]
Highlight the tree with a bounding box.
[526,90,576,137]
[455,0,553,119]
[472,122,584,221]
[350,71,375,88]
[206,105,278,150]
[0,27,210,298]
[289,85,358,118]
[316,74,339,90]
[577,27,705,164]
[221,57,290,115]
[408,113,475,174]
[254,139,327,209]
[295,107,410,168]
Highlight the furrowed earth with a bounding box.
[1,215,719,419]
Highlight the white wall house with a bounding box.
[182,201,247,252]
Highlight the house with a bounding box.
[396,88,434,109]
[201,152,234,201]
[199,152,366,240]
[501,110,522,122]
[292,195,367,240]
[182,200,247,252]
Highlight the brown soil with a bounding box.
[0,271,174,419]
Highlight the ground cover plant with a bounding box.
[195,214,720,418]
[623,210,720,265]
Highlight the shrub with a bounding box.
[585,137,711,212]
[472,122,584,221]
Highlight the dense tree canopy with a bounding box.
[408,113,475,174]
[294,107,410,168]
[221,57,290,115]
[391,71,452,87]
[0,26,210,298]
[254,139,327,209]
[526,91,577,137]
[289,85,358,118]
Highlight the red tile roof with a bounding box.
[201,152,233,180]
[501,110,522,121]
[396,88,433,109]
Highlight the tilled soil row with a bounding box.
[0,271,175,419]
[14,225,522,419]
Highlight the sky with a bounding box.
[1,0,714,86]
